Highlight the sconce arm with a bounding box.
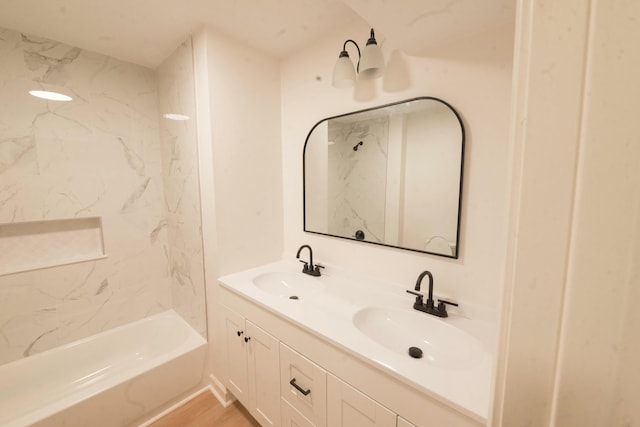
[341,39,361,72]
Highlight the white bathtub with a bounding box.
[0,310,207,427]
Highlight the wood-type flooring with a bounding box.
[149,391,260,427]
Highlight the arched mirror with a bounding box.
[303,97,465,258]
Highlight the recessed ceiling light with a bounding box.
[163,113,190,121]
[28,90,73,101]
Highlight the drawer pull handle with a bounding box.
[289,378,311,396]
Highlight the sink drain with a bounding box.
[408,346,423,359]
[289,295,299,300]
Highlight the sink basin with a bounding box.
[352,306,485,369]
[252,272,324,297]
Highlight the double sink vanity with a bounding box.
[218,253,495,427]
[217,97,492,426]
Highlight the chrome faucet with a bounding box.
[296,244,323,276]
[406,270,458,318]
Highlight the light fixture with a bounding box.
[332,28,385,88]
[28,90,73,102]
[162,113,190,121]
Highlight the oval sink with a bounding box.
[352,306,485,369]
[252,272,324,297]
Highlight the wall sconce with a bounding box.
[28,90,72,102]
[332,28,385,88]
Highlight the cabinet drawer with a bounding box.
[280,343,327,427]
[327,374,396,427]
[282,398,316,427]
[397,417,417,427]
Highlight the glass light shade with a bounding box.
[332,54,356,88]
[163,113,190,121]
[359,43,385,80]
[28,90,72,101]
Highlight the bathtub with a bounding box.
[0,310,207,427]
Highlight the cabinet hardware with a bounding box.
[244,336,251,343]
[289,378,311,396]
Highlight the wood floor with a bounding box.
[149,391,260,427]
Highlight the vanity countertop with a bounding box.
[219,259,496,423]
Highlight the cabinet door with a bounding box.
[282,399,316,427]
[397,417,417,427]
[247,320,281,427]
[222,306,249,407]
[327,374,396,427]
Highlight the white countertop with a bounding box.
[218,259,496,423]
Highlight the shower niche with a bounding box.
[0,217,106,276]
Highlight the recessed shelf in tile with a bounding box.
[0,217,106,276]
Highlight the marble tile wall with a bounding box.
[327,118,388,243]
[0,28,173,365]
[157,39,206,337]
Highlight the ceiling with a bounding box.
[0,0,515,69]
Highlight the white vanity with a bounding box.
[218,259,495,427]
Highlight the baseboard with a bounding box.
[136,386,212,427]
[135,375,234,425]
[209,373,235,408]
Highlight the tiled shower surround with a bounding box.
[0,28,205,365]
[157,40,206,339]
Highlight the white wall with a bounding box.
[281,19,514,309]
[304,121,329,232]
[403,106,461,251]
[192,27,283,395]
[493,0,640,425]
[545,0,640,424]
[203,29,284,278]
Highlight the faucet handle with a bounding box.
[436,299,459,317]
[313,263,325,275]
[406,289,424,303]
[406,290,425,312]
[438,298,458,307]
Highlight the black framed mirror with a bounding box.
[303,97,465,258]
